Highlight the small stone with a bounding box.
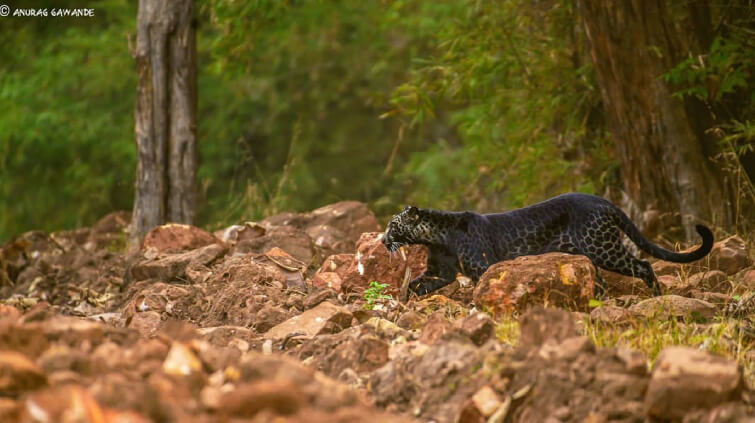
[162,342,202,377]
[472,385,502,417]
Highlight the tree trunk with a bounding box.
[131,0,197,245]
[578,0,733,241]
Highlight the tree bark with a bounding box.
[578,0,733,241]
[131,0,197,245]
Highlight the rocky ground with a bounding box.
[0,201,753,423]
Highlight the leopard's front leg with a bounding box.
[405,246,459,300]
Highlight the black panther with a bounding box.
[381,193,713,299]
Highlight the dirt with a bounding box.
[0,203,753,423]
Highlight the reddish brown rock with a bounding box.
[419,312,454,345]
[456,313,495,346]
[235,225,316,265]
[337,232,426,293]
[297,326,390,377]
[601,271,651,297]
[0,350,47,395]
[645,347,743,420]
[317,253,354,280]
[686,270,729,293]
[652,260,681,277]
[128,243,228,281]
[264,201,381,256]
[264,301,353,341]
[395,310,427,331]
[142,223,220,254]
[707,235,751,275]
[474,253,596,316]
[311,271,343,292]
[219,380,305,418]
[127,311,163,338]
[657,274,683,292]
[739,267,755,289]
[254,305,290,333]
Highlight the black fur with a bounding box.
[382,193,714,299]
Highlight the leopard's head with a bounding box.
[382,205,434,252]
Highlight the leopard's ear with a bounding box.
[406,206,420,221]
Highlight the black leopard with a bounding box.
[382,193,713,299]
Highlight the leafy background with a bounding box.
[0,0,752,242]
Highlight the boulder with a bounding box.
[645,347,743,420]
[142,223,220,254]
[707,235,751,275]
[264,301,353,342]
[474,253,596,316]
[334,232,426,293]
[628,295,716,321]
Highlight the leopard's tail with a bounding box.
[611,207,714,263]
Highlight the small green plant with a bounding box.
[363,281,392,310]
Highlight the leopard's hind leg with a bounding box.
[577,220,661,296]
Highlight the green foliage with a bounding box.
[362,281,392,310]
[4,0,749,242]
[386,0,613,211]
[0,0,137,241]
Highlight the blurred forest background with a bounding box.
[1,0,753,243]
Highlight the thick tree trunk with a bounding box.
[131,0,197,245]
[578,0,733,241]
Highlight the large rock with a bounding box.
[264,301,353,342]
[142,223,220,254]
[318,232,426,293]
[645,347,743,419]
[628,295,716,321]
[128,243,228,281]
[473,253,596,316]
